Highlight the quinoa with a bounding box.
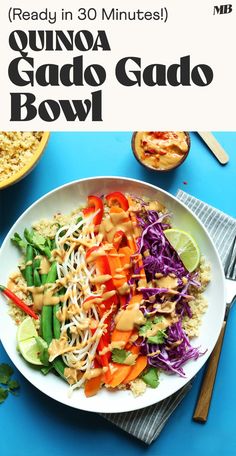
[7,270,33,326]
[0,131,43,183]
[130,378,147,397]
[182,257,211,338]
[32,208,82,239]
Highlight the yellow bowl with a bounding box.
[0,132,50,190]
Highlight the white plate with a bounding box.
[0,177,225,413]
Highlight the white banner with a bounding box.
[0,0,236,130]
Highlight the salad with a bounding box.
[3,192,210,398]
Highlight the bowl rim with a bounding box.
[0,176,226,413]
[132,131,191,172]
[0,132,50,190]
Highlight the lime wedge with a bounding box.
[18,337,43,366]
[17,316,38,344]
[17,317,43,365]
[164,228,200,272]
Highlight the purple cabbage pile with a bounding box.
[137,210,187,280]
[135,208,204,377]
[139,320,203,377]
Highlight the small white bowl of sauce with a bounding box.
[132,131,190,172]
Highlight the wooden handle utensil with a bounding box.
[193,321,226,422]
[198,132,229,165]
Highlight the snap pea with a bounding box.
[53,358,66,379]
[40,262,57,345]
[53,288,64,340]
[41,273,48,285]
[53,305,61,339]
[40,262,66,379]
[33,257,41,270]
[51,239,56,250]
[25,244,34,287]
[46,261,57,283]
[33,269,41,287]
[41,365,53,375]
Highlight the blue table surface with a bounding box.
[0,132,236,456]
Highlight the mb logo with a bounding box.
[213,4,233,14]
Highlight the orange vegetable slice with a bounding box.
[84,374,104,397]
[123,356,148,384]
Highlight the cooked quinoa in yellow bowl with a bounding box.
[0,131,50,190]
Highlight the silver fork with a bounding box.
[193,235,236,422]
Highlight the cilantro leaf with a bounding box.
[11,233,27,251]
[0,388,8,404]
[139,316,164,337]
[0,364,13,385]
[0,364,20,403]
[8,380,20,391]
[24,229,51,259]
[153,316,164,324]
[142,368,160,388]
[32,231,47,246]
[147,329,167,345]
[139,320,152,337]
[112,348,131,364]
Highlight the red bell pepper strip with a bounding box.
[0,285,38,320]
[86,245,119,381]
[82,207,95,218]
[90,325,111,382]
[86,195,104,225]
[86,246,118,311]
[106,192,129,211]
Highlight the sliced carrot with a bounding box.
[107,345,140,388]
[123,356,148,384]
[111,328,133,345]
[129,293,143,305]
[84,374,104,397]
[119,246,133,277]
[127,236,137,254]
[107,364,132,388]
[113,230,126,250]
[125,338,139,352]
[108,247,127,290]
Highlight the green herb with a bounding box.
[11,233,27,251]
[0,364,13,384]
[8,380,20,391]
[139,319,152,337]
[153,316,164,324]
[112,348,131,364]
[0,363,20,404]
[142,368,160,388]
[24,229,51,258]
[139,316,164,337]
[31,231,47,246]
[147,329,166,345]
[0,388,8,404]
